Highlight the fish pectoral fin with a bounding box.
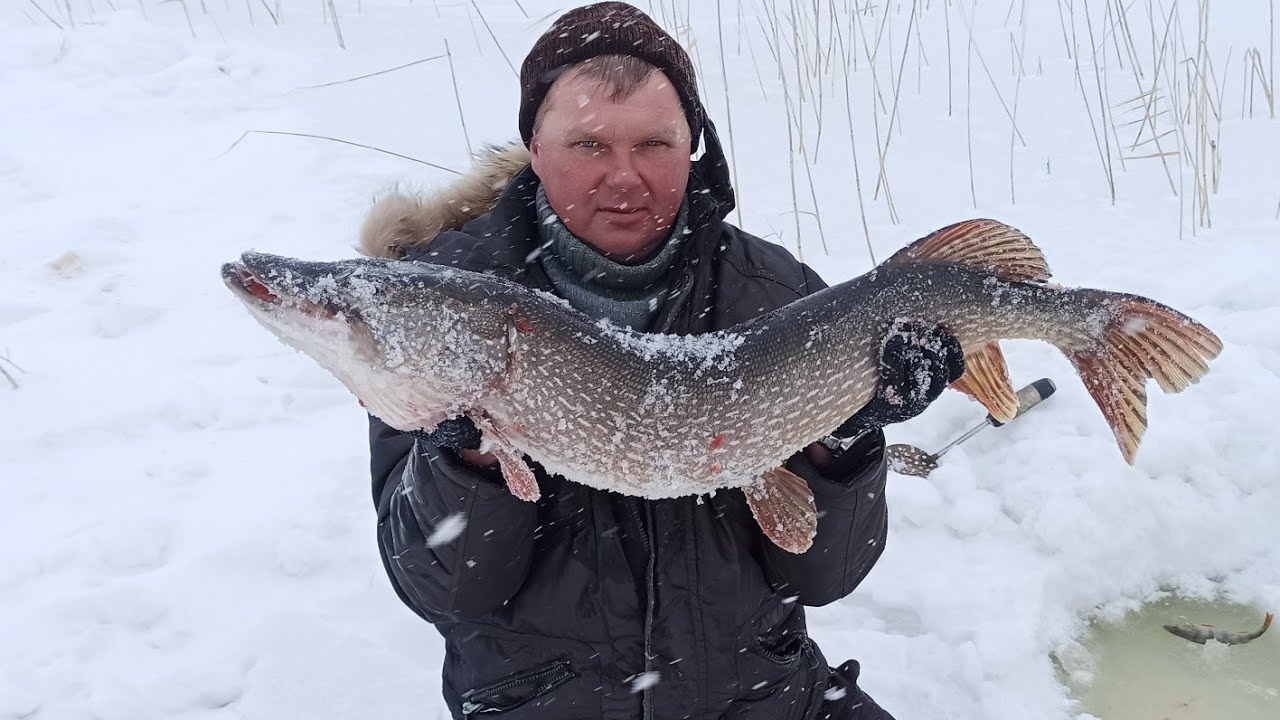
[745,467,817,555]
[886,218,1051,283]
[470,416,540,502]
[489,444,540,502]
[951,340,1018,423]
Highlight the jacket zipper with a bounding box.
[460,660,574,715]
[627,500,656,720]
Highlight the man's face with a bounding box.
[530,68,693,263]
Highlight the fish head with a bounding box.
[222,252,513,431]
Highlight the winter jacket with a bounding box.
[367,130,889,719]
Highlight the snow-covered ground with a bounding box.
[2,2,1277,718]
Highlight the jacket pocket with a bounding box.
[753,629,812,665]
[461,659,577,715]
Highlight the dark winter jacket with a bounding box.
[368,131,889,719]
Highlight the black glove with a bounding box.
[410,416,483,451]
[832,320,965,439]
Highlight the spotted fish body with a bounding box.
[222,220,1222,553]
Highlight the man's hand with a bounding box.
[410,417,499,468]
[841,319,965,434]
[809,320,965,470]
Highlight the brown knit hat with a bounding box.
[519,2,706,152]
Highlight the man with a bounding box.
[362,3,963,718]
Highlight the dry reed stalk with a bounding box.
[737,0,744,55]
[852,5,899,220]
[1244,48,1275,118]
[28,0,63,28]
[765,1,805,261]
[792,1,826,162]
[325,0,345,49]
[221,130,462,174]
[1010,27,1027,205]
[445,40,473,158]
[716,0,743,227]
[746,21,771,102]
[1069,0,1116,203]
[1056,0,1073,58]
[853,2,891,114]
[1111,0,1177,193]
[966,0,977,208]
[257,0,278,25]
[1103,2,1130,175]
[173,0,196,38]
[870,0,919,201]
[945,0,953,115]
[1111,0,1144,80]
[1193,0,1213,228]
[769,0,826,255]
[1129,2,1177,153]
[0,350,22,390]
[1087,0,1125,181]
[833,7,876,265]
[823,0,838,74]
[955,1,1028,146]
[296,55,446,91]
[1209,47,1229,195]
[689,8,709,95]
[914,6,929,97]
[471,1,516,76]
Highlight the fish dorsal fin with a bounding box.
[887,219,1051,283]
[745,467,817,554]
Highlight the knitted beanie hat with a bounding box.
[518,2,706,152]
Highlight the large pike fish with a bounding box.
[222,220,1221,553]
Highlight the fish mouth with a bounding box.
[221,261,339,321]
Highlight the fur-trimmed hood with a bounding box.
[357,143,533,260]
[357,121,736,260]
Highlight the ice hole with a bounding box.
[1055,596,1278,720]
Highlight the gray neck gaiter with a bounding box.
[536,185,689,332]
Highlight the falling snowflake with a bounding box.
[427,512,467,547]
[630,671,660,693]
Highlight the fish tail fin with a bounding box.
[1062,294,1222,463]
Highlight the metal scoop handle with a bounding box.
[989,378,1057,427]
[932,378,1057,459]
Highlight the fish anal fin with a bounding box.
[1062,294,1222,464]
[887,219,1051,283]
[951,341,1018,423]
[745,467,817,554]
